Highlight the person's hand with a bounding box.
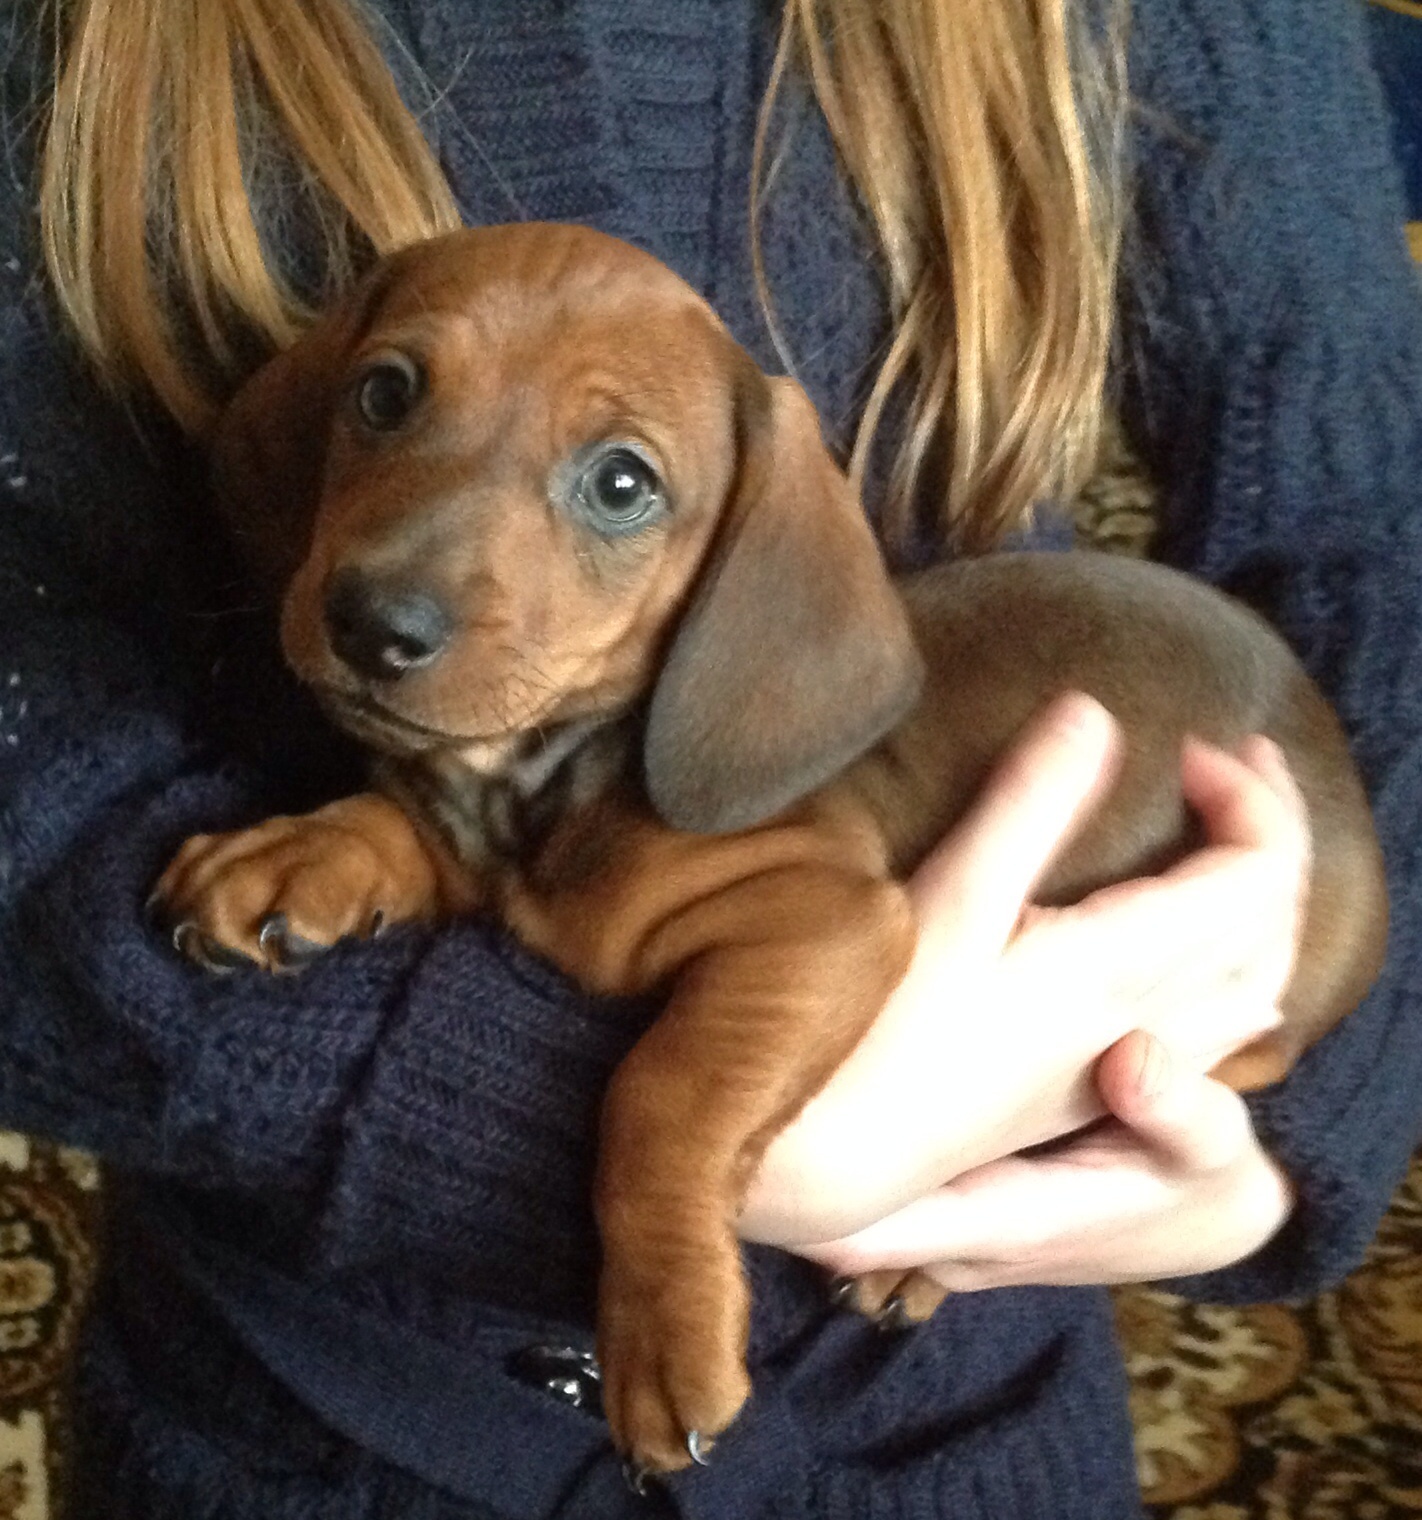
[797,1028,1295,1286]
[738,691,1310,1249]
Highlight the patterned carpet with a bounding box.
[1117,1156,1422,1519]
[0,1133,99,1520]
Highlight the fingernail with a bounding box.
[1053,692,1108,740]
[1249,736,1286,772]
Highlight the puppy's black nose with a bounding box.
[323,568,454,682]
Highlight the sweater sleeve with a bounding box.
[1118,0,1422,1301]
[0,108,637,1299]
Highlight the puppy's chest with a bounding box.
[375,723,639,901]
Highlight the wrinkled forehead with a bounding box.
[357,227,735,440]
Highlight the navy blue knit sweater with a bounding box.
[2,2,1421,1517]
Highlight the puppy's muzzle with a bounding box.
[323,566,455,682]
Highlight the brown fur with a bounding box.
[153,225,1388,1475]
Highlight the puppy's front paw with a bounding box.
[598,1245,752,1477]
[151,802,431,973]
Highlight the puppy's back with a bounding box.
[842,551,1386,1071]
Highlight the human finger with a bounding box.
[909,692,1122,952]
[1025,740,1309,1015]
[802,1052,1290,1288]
[1236,733,1308,813]
[798,1160,1058,1278]
[1172,735,1311,891]
[1095,1030,1258,1174]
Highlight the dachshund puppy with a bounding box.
[154,224,1387,1477]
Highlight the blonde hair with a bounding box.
[760,2,1127,547]
[41,0,461,436]
[39,0,1126,546]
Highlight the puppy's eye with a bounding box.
[356,356,424,432]
[573,445,665,534]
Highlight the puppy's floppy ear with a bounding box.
[644,372,924,834]
[209,259,400,589]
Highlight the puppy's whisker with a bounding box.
[515,653,561,697]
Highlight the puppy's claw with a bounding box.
[686,1430,712,1467]
[258,913,327,970]
[876,1295,912,1334]
[622,1460,653,1497]
[828,1275,858,1308]
[172,921,250,975]
[370,908,388,939]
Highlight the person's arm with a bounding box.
[746,0,1422,1304]
[0,396,636,1289]
[0,100,638,1294]
[1121,0,1422,1301]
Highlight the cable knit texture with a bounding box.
[1,0,1420,1515]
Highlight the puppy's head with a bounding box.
[216,223,920,832]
